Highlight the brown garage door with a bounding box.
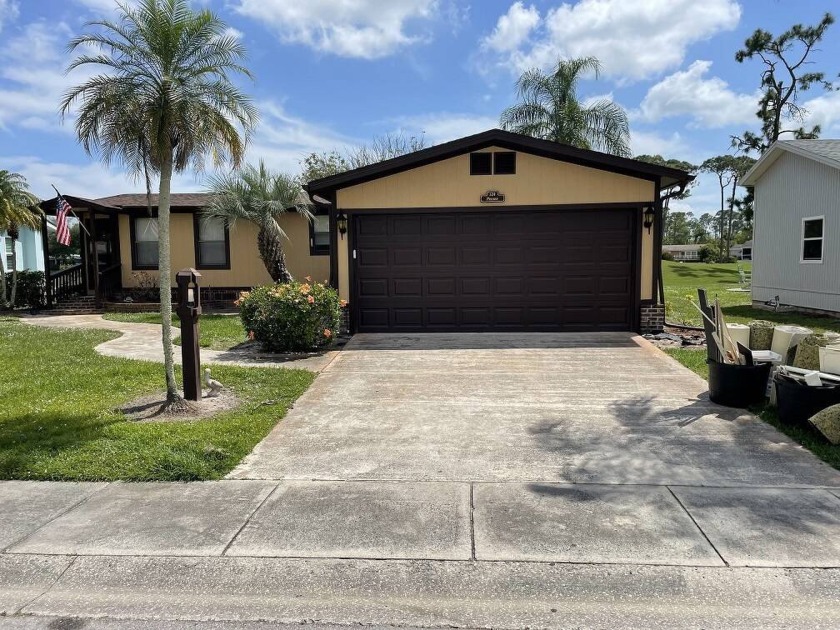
[353,209,637,332]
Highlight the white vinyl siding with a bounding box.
[752,151,840,312]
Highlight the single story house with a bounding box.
[662,243,703,261]
[306,129,691,333]
[1,226,46,275]
[38,192,328,307]
[40,129,691,333]
[729,239,753,260]
[742,139,840,315]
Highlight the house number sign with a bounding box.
[480,190,505,203]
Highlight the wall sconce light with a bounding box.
[336,212,348,239]
[643,206,655,234]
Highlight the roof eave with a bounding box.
[307,129,693,196]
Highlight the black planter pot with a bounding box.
[774,374,840,427]
[707,360,772,408]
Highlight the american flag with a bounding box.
[56,196,72,246]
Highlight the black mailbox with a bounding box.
[175,268,202,401]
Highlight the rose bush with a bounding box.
[237,279,341,353]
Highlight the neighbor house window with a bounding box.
[131,216,158,269]
[4,237,12,271]
[470,151,516,175]
[801,216,824,263]
[309,213,330,256]
[195,216,229,268]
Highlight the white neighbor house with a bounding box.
[662,243,703,261]
[742,140,840,315]
[1,227,45,275]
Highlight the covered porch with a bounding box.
[39,196,123,309]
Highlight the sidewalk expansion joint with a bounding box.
[221,481,282,556]
[666,485,728,567]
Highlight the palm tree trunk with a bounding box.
[257,225,293,283]
[158,153,183,405]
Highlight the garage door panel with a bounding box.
[495,277,524,295]
[427,247,456,265]
[461,247,490,265]
[427,277,456,296]
[353,209,635,332]
[393,278,422,296]
[358,248,388,267]
[392,247,422,266]
[461,278,491,295]
[359,278,388,297]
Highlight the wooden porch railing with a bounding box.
[96,262,122,306]
[50,264,84,301]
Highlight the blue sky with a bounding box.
[1,0,839,215]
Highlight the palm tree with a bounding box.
[0,170,41,309]
[500,57,631,157]
[61,0,257,407]
[204,161,311,283]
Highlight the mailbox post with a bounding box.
[175,268,202,401]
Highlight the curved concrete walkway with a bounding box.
[21,314,337,371]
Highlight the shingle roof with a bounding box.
[94,192,214,208]
[742,139,840,186]
[783,139,840,165]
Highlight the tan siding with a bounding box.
[337,147,655,208]
[334,148,656,301]
[120,212,328,288]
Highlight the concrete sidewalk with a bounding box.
[2,479,840,627]
[21,314,337,371]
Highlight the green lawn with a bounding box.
[663,260,840,333]
[0,317,313,481]
[104,312,246,350]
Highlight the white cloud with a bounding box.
[387,112,499,145]
[0,0,19,33]
[635,61,756,128]
[482,1,539,54]
[246,101,361,175]
[0,21,79,132]
[630,130,689,160]
[799,90,840,136]
[1,154,203,200]
[233,0,439,59]
[480,0,741,82]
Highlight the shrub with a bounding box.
[238,280,341,353]
[662,251,675,261]
[698,246,713,262]
[4,271,46,309]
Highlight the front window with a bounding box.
[132,217,158,269]
[310,214,330,255]
[802,216,824,263]
[196,216,229,268]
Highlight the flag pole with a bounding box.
[51,184,91,237]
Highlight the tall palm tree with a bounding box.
[204,161,311,283]
[0,170,41,309]
[61,0,257,407]
[500,57,631,157]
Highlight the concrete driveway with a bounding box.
[230,332,839,487]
